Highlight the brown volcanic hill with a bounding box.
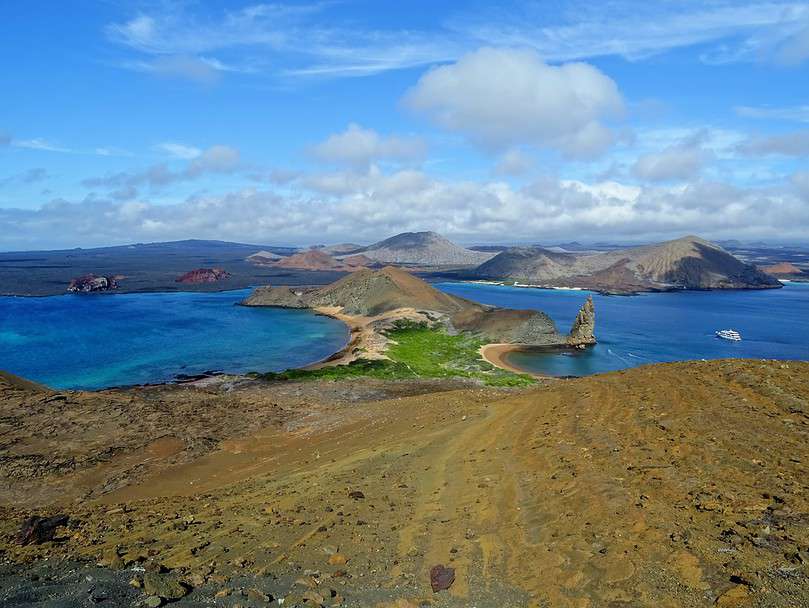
[244,267,593,346]
[309,266,468,316]
[273,249,346,271]
[356,231,496,266]
[761,261,803,276]
[342,253,375,268]
[476,235,781,292]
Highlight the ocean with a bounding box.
[437,281,809,377]
[0,289,348,390]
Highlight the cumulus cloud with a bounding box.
[81,145,240,195]
[312,124,427,168]
[494,149,532,176]
[737,130,809,156]
[5,166,808,250]
[632,143,709,181]
[403,48,623,158]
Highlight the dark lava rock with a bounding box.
[175,268,231,284]
[16,515,69,546]
[429,564,455,592]
[67,274,120,293]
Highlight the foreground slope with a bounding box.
[475,235,781,293]
[1,360,807,607]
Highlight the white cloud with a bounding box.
[403,48,623,158]
[103,2,809,80]
[12,138,71,153]
[81,145,240,194]
[793,170,809,199]
[7,165,808,249]
[156,142,202,160]
[735,105,809,123]
[773,23,809,65]
[312,124,427,168]
[632,144,709,181]
[737,130,809,156]
[494,149,533,176]
[187,145,240,175]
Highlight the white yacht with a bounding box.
[715,329,742,341]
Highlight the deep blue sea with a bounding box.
[437,281,809,377]
[0,289,348,390]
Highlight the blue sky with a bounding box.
[1,1,808,249]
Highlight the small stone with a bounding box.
[348,491,365,500]
[328,554,348,566]
[144,596,163,608]
[184,572,206,588]
[429,564,455,593]
[129,577,143,589]
[214,588,232,599]
[246,587,270,603]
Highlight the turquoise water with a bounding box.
[0,290,348,390]
[437,282,809,377]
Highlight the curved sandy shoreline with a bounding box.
[480,343,548,378]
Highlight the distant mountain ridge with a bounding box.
[474,235,781,293]
[348,231,496,266]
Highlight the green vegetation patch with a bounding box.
[255,320,534,386]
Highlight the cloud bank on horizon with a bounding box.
[1,1,808,249]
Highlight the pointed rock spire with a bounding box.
[568,295,596,347]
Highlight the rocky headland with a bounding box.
[242,267,595,369]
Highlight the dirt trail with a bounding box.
[2,360,808,607]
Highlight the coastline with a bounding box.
[480,343,547,378]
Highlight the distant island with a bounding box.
[0,232,793,296]
[472,235,781,294]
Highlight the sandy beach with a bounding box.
[479,343,544,377]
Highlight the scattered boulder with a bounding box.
[142,572,189,601]
[16,514,69,545]
[429,564,455,592]
[348,490,365,500]
[175,267,231,284]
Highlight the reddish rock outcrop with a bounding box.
[175,268,231,284]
